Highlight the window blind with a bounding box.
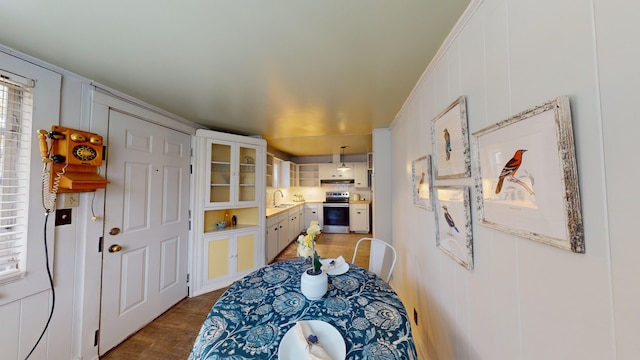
[0,73,34,283]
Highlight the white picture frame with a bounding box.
[434,186,473,269]
[472,96,584,253]
[412,155,432,210]
[431,96,471,179]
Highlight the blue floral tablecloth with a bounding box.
[189,257,417,359]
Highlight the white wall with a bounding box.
[0,47,95,360]
[390,0,639,359]
[0,46,198,360]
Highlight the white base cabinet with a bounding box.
[199,229,259,293]
[349,203,370,233]
[304,203,322,228]
[266,203,307,263]
[289,206,304,241]
[266,212,289,263]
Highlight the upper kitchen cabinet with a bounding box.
[298,164,320,187]
[199,136,263,208]
[279,161,298,188]
[266,153,274,188]
[319,163,353,180]
[353,162,368,188]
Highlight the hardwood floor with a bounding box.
[101,232,370,359]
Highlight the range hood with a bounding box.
[321,179,355,185]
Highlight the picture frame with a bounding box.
[472,96,584,253]
[411,155,432,210]
[431,96,471,179]
[434,186,473,269]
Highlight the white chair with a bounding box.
[352,237,397,283]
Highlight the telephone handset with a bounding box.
[38,126,109,197]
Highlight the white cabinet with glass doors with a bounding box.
[192,129,266,296]
[205,139,261,207]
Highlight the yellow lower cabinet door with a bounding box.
[236,234,255,272]
[208,238,230,279]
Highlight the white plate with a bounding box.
[320,259,349,276]
[278,320,346,360]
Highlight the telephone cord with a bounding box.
[41,162,68,213]
[24,212,55,360]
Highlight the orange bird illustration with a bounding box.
[495,149,527,194]
[417,172,425,194]
[444,129,451,160]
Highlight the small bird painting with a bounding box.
[444,129,451,160]
[495,149,527,194]
[417,172,425,194]
[442,205,459,235]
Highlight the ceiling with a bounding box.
[0,1,470,156]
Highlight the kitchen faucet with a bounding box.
[273,189,284,207]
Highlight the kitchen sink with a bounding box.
[273,204,294,208]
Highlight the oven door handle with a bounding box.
[323,203,350,207]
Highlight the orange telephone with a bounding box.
[38,126,110,193]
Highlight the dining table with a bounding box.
[188,257,417,359]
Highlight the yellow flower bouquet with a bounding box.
[296,220,322,272]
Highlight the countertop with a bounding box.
[266,201,306,218]
[266,200,371,218]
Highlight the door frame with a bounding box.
[74,88,199,360]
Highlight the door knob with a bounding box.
[108,244,123,253]
[109,227,121,235]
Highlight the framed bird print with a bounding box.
[473,96,584,253]
[434,186,473,269]
[412,155,432,210]
[431,96,471,179]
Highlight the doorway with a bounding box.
[98,107,191,355]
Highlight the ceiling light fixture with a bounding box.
[338,146,351,171]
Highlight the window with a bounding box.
[0,52,60,305]
[0,71,33,283]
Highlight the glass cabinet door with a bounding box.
[238,146,257,203]
[209,142,231,203]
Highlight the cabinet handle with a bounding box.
[357,211,361,214]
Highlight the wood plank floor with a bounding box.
[101,232,370,359]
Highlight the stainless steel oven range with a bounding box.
[323,191,350,233]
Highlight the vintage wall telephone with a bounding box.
[38,126,109,199]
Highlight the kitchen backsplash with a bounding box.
[267,185,371,206]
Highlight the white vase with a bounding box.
[300,268,328,300]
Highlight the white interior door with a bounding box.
[99,109,191,354]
